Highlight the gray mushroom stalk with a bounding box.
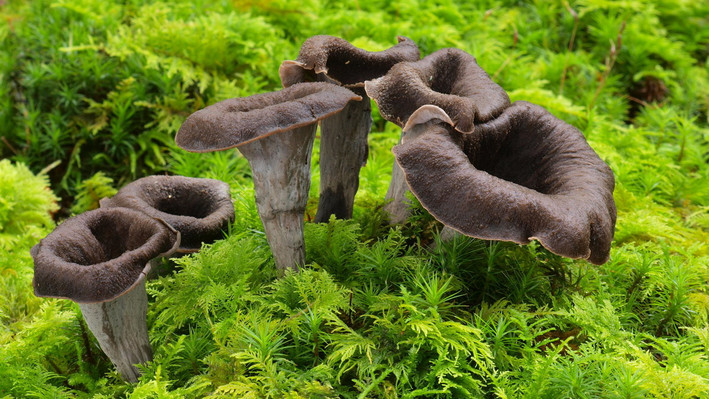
[31,207,180,382]
[393,101,617,264]
[100,175,235,254]
[280,35,420,223]
[175,82,361,271]
[364,47,510,223]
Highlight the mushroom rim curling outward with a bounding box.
[364,47,510,224]
[31,207,180,382]
[100,175,235,254]
[364,47,511,135]
[279,35,421,223]
[392,101,617,265]
[175,82,362,271]
[279,35,420,88]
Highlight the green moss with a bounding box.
[1,0,709,396]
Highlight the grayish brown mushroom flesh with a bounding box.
[176,82,361,271]
[393,101,616,264]
[32,207,180,382]
[100,175,234,253]
[280,36,421,222]
[365,47,511,223]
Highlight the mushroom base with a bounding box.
[384,151,412,224]
[315,91,371,222]
[261,210,306,272]
[78,276,152,383]
[239,124,316,271]
[384,125,429,224]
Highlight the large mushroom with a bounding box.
[100,175,234,254]
[175,82,361,271]
[392,101,616,264]
[280,35,420,222]
[365,47,511,223]
[31,207,180,382]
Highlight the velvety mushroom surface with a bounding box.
[176,81,362,271]
[393,101,616,264]
[279,35,420,87]
[100,175,234,252]
[365,47,511,134]
[176,82,362,151]
[279,36,420,223]
[32,207,179,303]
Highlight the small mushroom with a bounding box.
[31,207,180,382]
[280,35,420,222]
[393,101,616,264]
[364,48,510,223]
[175,82,361,271]
[100,175,234,254]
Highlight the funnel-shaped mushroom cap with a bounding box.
[279,36,420,88]
[366,48,510,134]
[32,207,180,303]
[176,82,362,152]
[100,176,234,253]
[393,101,616,264]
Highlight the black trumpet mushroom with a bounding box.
[31,207,180,382]
[365,47,510,223]
[100,175,234,254]
[176,82,361,271]
[393,101,617,264]
[280,35,420,222]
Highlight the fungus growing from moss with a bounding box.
[32,207,180,382]
[365,48,510,223]
[280,35,420,222]
[100,175,234,254]
[176,82,361,271]
[393,101,617,264]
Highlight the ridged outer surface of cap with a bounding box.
[279,36,420,88]
[176,82,362,152]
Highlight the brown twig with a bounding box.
[589,21,626,110]
[1,136,19,155]
[79,317,96,365]
[559,1,580,94]
[492,27,519,80]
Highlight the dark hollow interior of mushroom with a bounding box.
[460,115,570,196]
[426,58,462,97]
[127,182,222,219]
[57,214,158,265]
[152,193,216,219]
[325,50,397,86]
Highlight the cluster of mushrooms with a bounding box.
[32,176,235,381]
[177,35,616,269]
[31,35,616,382]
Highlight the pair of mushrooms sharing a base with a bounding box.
[176,35,616,269]
[32,176,235,382]
[31,35,616,382]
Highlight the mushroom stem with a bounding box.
[238,124,316,271]
[439,225,461,241]
[383,112,447,224]
[78,274,151,383]
[315,88,372,222]
[383,131,411,224]
[32,207,179,382]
